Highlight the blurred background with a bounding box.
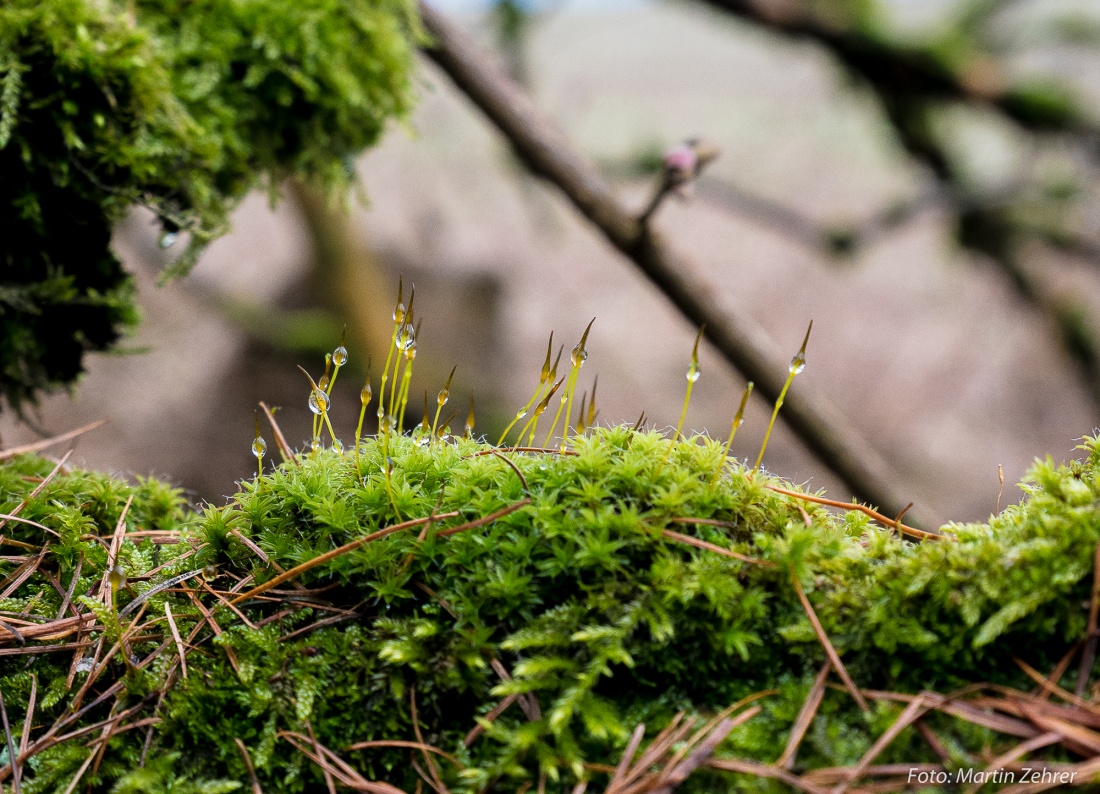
[3,0,1100,525]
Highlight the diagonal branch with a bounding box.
[418,2,929,524]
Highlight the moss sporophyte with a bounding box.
[5,289,1100,791]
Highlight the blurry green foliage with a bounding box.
[0,0,418,413]
[3,428,1100,791]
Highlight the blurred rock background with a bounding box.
[3,0,1099,525]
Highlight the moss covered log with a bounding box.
[2,427,1100,791]
[0,0,418,412]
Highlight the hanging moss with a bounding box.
[2,428,1099,792]
[0,0,418,413]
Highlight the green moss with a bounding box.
[2,429,1100,791]
[0,0,417,412]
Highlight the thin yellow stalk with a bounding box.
[497,333,554,446]
[712,381,753,484]
[544,319,594,448]
[378,278,404,424]
[430,366,456,447]
[753,321,811,474]
[354,358,373,476]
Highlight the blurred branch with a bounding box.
[693,0,1093,135]
[697,179,945,256]
[695,0,1100,409]
[419,1,934,525]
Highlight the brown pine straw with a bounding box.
[790,570,869,712]
[163,602,187,680]
[0,420,106,462]
[234,737,265,794]
[0,449,72,535]
[279,730,405,794]
[228,510,461,605]
[410,688,450,794]
[1077,541,1100,696]
[660,529,776,567]
[765,484,944,542]
[777,662,830,769]
[258,401,296,464]
[830,693,941,794]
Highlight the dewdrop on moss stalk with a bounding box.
[327,326,348,395]
[543,318,594,448]
[108,564,126,594]
[431,366,456,445]
[298,365,339,449]
[753,320,812,475]
[308,388,330,416]
[713,381,754,484]
[672,326,705,445]
[417,391,432,445]
[354,357,373,475]
[523,376,565,446]
[252,411,266,479]
[464,397,475,439]
[497,334,554,446]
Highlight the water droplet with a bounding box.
[514,409,528,421]
[401,326,416,351]
[437,389,449,408]
[308,389,330,415]
[318,374,330,391]
[158,231,178,249]
[361,384,373,405]
[789,353,806,375]
[331,438,344,454]
[404,341,417,361]
[201,565,217,583]
[416,435,430,447]
[379,415,395,433]
[571,344,588,368]
[252,436,267,458]
[333,346,348,367]
[686,368,701,383]
[394,302,405,324]
[311,436,321,453]
[108,564,126,591]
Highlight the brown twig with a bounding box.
[0,687,19,793]
[259,401,296,464]
[0,450,73,535]
[1077,542,1100,696]
[0,421,107,462]
[830,693,938,794]
[410,688,450,794]
[235,737,265,794]
[462,694,521,747]
[228,511,460,606]
[434,499,531,538]
[790,572,868,711]
[777,662,830,769]
[765,485,943,541]
[660,529,775,567]
[164,602,187,680]
[418,1,927,525]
